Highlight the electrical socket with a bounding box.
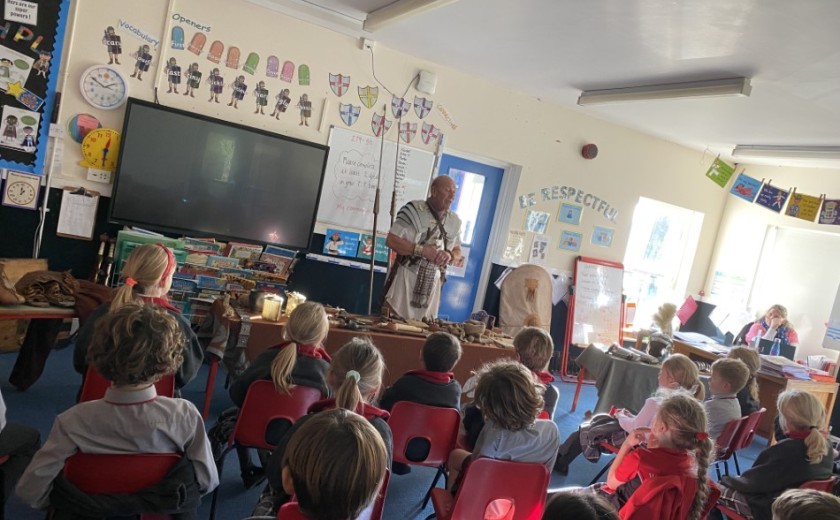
[361,38,375,51]
[86,167,113,184]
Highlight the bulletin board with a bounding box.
[316,126,435,231]
[0,0,70,175]
[561,256,624,378]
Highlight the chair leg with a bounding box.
[209,446,232,520]
[724,460,730,477]
[714,461,721,480]
[203,357,219,420]
[571,367,586,412]
[589,458,612,485]
[732,452,741,475]
[422,466,445,508]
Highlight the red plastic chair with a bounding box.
[715,476,836,520]
[425,458,549,520]
[731,408,766,475]
[618,474,697,520]
[388,401,461,507]
[209,381,322,520]
[79,367,175,402]
[703,480,722,520]
[61,453,182,520]
[277,469,391,520]
[711,416,748,479]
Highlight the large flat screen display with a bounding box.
[110,99,328,249]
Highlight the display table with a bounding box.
[227,315,517,387]
[575,345,662,414]
[673,340,839,442]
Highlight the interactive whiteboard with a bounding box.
[316,127,435,231]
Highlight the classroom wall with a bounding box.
[50,0,728,311]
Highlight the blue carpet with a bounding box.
[0,347,765,519]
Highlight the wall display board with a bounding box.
[561,256,624,378]
[316,126,435,231]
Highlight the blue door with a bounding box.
[436,154,504,322]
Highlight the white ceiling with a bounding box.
[259,0,840,169]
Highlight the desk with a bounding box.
[575,345,662,414]
[229,317,516,387]
[673,340,839,442]
[0,305,75,390]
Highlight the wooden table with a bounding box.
[673,340,839,442]
[234,317,517,387]
[0,305,76,390]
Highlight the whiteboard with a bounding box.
[316,127,435,231]
[570,258,623,345]
[824,282,840,351]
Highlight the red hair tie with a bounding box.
[156,243,175,281]
[125,277,138,288]
[694,431,709,441]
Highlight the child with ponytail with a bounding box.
[254,337,392,517]
[212,301,331,488]
[717,390,833,520]
[73,243,204,389]
[727,347,762,416]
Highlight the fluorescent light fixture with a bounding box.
[577,77,751,106]
[732,145,840,160]
[364,0,458,32]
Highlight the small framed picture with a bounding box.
[558,230,582,252]
[591,226,614,247]
[558,203,582,225]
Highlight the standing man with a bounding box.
[384,175,463,320]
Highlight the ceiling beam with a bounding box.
[364,0,458,32]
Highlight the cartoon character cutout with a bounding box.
[207,68,224,103]
[183,63,201,97]
[130,45,153,81]
[326,232,343,255]
[297,94,312,126]
[21,126,35,150]
[772,191,785,208]
[271,89,291,119]
[254,81,269,115]
[228,75,247,108]
[2,115,18,142]
[165,57,181,94]
[102,26,122,64]
[33,51,51,78]
[0,59,12,80]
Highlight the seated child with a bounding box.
[705,358,750,441]
[254,337,392,517]
[447,359,560,493]
[717,390,833,520]
[463,327,558,449]
[771,489,840,520]
[0,389,40,508]
[16,304,218,511]
[379,331,462,411]
[280,409,388,520]
[727,347,762,416]
[555,353,704,475]
[210,301,331,487]
[542,492,619,520]
[596,392,713,519]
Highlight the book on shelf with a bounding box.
[226,242,264,261]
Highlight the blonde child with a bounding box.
[600,393,713,520]
[555,353,704,475]
[705,358,750,440]
[17,305,218,511]
[73,243,203,389]
[212,301,331,488]
[727,347,762,416]
[447,359,560,493]
[771,489,840,520]
[542,492,619,520]
[280,409,388,520]
[718,390,833,520]
[255,337,391,516]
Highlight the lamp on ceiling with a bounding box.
[577,77,752,106]
[732,145,840,160]
[364,0,458,31]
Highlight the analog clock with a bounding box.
[81,128,121,171]
[79,65,128,110]
[2,170,41,210]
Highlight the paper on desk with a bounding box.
[673,331,717,345]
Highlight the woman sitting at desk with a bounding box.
[746,304,799,346]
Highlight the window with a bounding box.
[623,197,704,327]
[445,168,485,245]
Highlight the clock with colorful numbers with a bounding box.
[81,128,121,172]
[79,65,129,110]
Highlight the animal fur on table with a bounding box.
[652,303,677,337]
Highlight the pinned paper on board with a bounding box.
[784,190,821,222]
[591,226,613,247]
[558,230,582,252]
[529,234,549,264]
[525,210,550,234]
[56,187,99,240]
[705,158,735,188]
[729,172,762,203]
[819,199,840,225]
[755,183,789,213]
[502,230,527,262]
[558,203,582,225]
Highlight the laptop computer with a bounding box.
[758,338,796,361]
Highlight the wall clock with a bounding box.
[2,170,41,210]
[80,128,121,171]
[79,64,129,110]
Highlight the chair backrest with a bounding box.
[448,458,549,520]
[79,367,175,403]
[232,380,323,450]
[702,479,721,520]
[277,470,390,520]
[389,401,461,467]
[735,408,766,451]
[733,322,754,345]
[63,453,181,495]
[800,476,836,492]
[619,474,697,520]
[715,416,748,461]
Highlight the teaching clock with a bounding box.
[81,128,121,171]
[79,65,128,110]
[2,170,41,210]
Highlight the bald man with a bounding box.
[383,176,463,320]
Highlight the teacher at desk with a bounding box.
[746,304,799,346]
[383,176,463,321]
